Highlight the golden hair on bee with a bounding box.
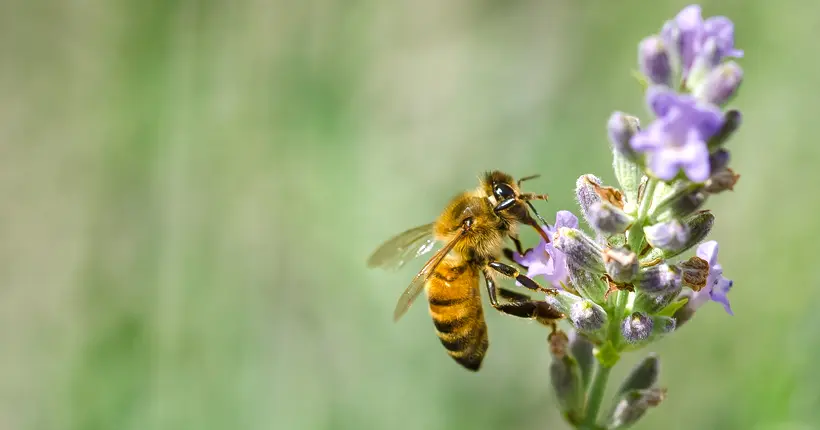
[367,171,564,371]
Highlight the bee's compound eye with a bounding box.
[493,183,515,201]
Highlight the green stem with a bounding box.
[627,178,658,252]
[608,291,628,346]
[580,361,613,429]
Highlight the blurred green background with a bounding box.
[1,1,816,429]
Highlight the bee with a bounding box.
[367,171,565,371]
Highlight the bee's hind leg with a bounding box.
[482,268,564,324]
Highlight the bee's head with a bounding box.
[481,170,552,242]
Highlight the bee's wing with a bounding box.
[392,227,467,322]
[367,223,437,271]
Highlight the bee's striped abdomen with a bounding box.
[426,260,488,371]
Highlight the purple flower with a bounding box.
[513,210,578,288]
[630,88,724,182]
[661,5,743,77]
[688,240,734,314]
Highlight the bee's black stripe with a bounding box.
[428,296,468,307]
[440,335,467,352]
[433,317,465,334]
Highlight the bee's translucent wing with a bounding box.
[392,227,466,322]
[367,223,437,271]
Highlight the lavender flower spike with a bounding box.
[630,87,724,182]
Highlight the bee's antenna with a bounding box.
[526,201,550,228]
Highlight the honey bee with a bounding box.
[367,171,565,371]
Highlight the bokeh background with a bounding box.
[0,1,816,429]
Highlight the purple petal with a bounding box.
[696,240,719,266]
[514,241,548,267]
[710,278,734,315]
[691,103,725,140]
[554,210,579,230]
[647,86,679,117]
[648,147,684,180]
[675,5,703,29]
[680,134,711,182]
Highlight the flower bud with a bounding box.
[607,112,641,160]
[621,312,653,344]
[652,315,677,337]
[549,339,584,422]
[672,290,697,327]
[708,110,742,150]
[644,219,690,252]
[567,262,607,304]
[544,290,585,315]
[568,332,594,390]
[651,183,707,221]
[569,300,607,333]
[588,201,633,235]
[553,228,605,275]
[636,264,679,294]
[697,61,743,106]
[638,36,672,87]
[705,168,740,194]
[616,354,660,395]
[603,247,639,283]
[661,211,714,259]
[548,329,569,358]
[686,37,720,90]
[632,281,682,314]
[709,149,730,172]
[607,388,667,429]
[576,174,602,225]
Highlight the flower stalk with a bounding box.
[512,5,744,429]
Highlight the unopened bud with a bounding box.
[697,61,743,106]
[709,149,730,172]
[608,388,667,429]
[652,315,677,337]
[604,247,639,283]
[644,219,690,252]
[708,110,742,150]
[639,36,672,87]
[636,264,679,294]
[568,332,594,390]
[544,290,585,315]
[588,201,633,235]
[660,211,715,259]
[553,228,605,275]
[617,354,660,395]
[569,300,607,333]
[633,281,682,314]
[550,351,584,421]
[705,168,740,194]
[621,312,653,344]
[651,183,708,221]
[567,261,607,304]
[576,174,603,228]
[686,37,720,90]
[607,112,641,160]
